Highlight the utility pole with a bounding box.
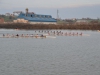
[57,9,59,21]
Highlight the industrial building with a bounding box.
[13,9,57,24]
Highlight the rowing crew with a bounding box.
[2,32,83,38]
[35,30,83,35]
[48,32,83,36]
[64,32,82,36]
[3,34,46,38]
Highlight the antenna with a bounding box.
[57,9,59,21]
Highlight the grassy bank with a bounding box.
[0,23,100,30]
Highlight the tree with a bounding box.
[26,8,29,13]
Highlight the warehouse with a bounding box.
[13,9,57,24]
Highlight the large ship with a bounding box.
[13,8,57,24]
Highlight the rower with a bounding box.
[3,34,5,37]
[12,34,14,37]
[7,33,9,37]
[72,32,75,36]
[26,34,29,37]
[21,34,24,37]
[41,34,44,37]
[80,32,82,35]
[16,34,19,37]
[31,34,34,37]
[76,32,78,35]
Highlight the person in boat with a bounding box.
[48,32,50,35]
[21,34,24,37]
[76,32,78,35]
[32,34,34,37]
[6,33,9,37]
[16,34,19,37]
[53,31,55,35]
[65,32,67,36]
[72,32,75,36]
[35,34,38,38]
[12,34,14,37]
[3,34,5,37]
[80,32,82,35]
[26,34,29,37]
[62,32,63,35]
[69,32,71,35]
[41,34,44,37]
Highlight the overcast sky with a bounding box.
[0,0,100,19]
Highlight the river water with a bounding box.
[0,29,100,75]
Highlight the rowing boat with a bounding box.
[0,35,56,38]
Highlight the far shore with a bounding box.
[0,23,100,30]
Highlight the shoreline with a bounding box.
[0,23,100,30]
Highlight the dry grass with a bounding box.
[0,23,100,30]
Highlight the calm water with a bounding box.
[0,29,100,75]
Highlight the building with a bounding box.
[0,18,4,23]
[13,9,57,24]
[75,19,100,25]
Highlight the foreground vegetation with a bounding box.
[0,23,100,30]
